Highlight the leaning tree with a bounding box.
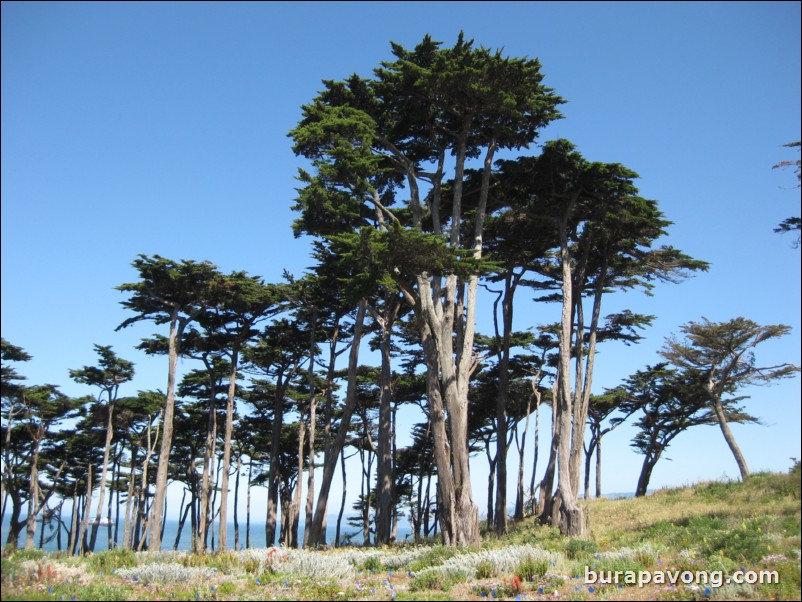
[660,317,800,480]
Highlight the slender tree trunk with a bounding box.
[89,402,116,552]
[24,430,42,550]
[711,397,750,479]
[486,451,496,530]
[234,454,241,550]
[123,442,138,550]
[583,435,597,501]
[307,299,367,547]
[595,434,603,498]
[303,309,319,547]
[514,398,531,520]
[77,464,93,555]
[148,314,184,551]
[335,447,347,547]
[173,488,189,550]
[289,422,305,548]
[245,460,252,549]
[198,391,217,552]
[266,375,283,546]
[218,348,241,552]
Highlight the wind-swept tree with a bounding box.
[660,317,800,480]
[772,140,800,246]
[69,345,135,552]
[290,33,564,545]
[116,254,224,550]
[621,364,756,496]
[1,338,32,525]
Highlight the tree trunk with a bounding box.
[374,308,396,545]
[289,422,305,548]
[89,402,116,552]
[218,349,240,552]
[197,361,218,552]
[77,464,93,554]
[636,454,659,497]
[554,211,588,537]
[148,313,184,551]
[24,429,42,550]
[233,454,241,550]
[711,398,750,479]
[595,434,603,498]
[307,299,367,547]
[335,447,347,547]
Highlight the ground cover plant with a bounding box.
[2,470,799,601]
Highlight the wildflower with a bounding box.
[588,586,595,594]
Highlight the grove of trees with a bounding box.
[2,34,799,552]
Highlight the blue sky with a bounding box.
[2,2,800,523]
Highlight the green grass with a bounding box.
[1,469,799,601]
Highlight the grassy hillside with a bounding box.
[2,469,799,601]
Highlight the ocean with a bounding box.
[1,516,413,553]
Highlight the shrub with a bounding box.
[406,546,457,573]
[516,555,549,581]
[87,548,137,572]
[474,559,496,579]
[565,538,598,560]
[361,555,383,572]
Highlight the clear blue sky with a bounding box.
[2,2,800,523]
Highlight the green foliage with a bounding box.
[474,559,496,579]
[516,555,550,580]
[408,567,467,592]
[406,546,457,572]
[360,555,383,572]
[699,518,771,563]
[565,538,598,560]
[86,548,137,572]
[297,580,347,601]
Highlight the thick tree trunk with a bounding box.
[374,313,396,545]
[636,454,659,497]
[554,213,588,537]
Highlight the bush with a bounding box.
[361,555,383,572]
[409,567,467,592]
[406,546,457,573]
[474,559,496,579]
[87,548,137,572]
[516,555,549,581]
[565,538,598,560]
